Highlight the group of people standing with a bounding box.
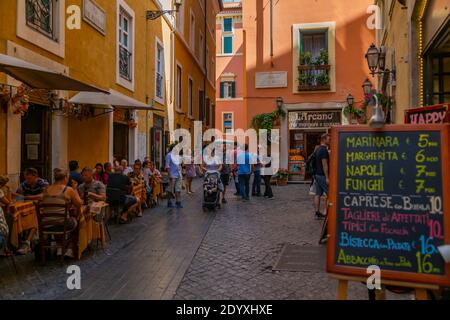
[163,141,275,210]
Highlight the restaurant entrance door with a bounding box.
[21,103,51,181]
[113,122,129,162]
[151,115,164,170]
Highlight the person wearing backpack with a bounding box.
[310,133,330,220]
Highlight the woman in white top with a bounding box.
[201,149,225,202]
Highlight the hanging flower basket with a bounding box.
[128,119,138,129]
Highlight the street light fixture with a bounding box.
[147,0,182,20]
[346,94,354,107]
[365,44,380,74]
[365,43,396,78]
[276,97,284,109]
[362,78,373,95]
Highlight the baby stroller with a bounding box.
[203,171,221,212]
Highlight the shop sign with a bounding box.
[405,104,449,124]
[83,0,106,35]
[289,110,341,129]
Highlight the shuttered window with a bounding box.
[223,18,233,32]
[223,36,233,54]
[220,81,236,99]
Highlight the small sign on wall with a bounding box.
[83,0,106,35]
[255,71,288,89]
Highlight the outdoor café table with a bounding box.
[9,201,38,249]
[77,202,108,259]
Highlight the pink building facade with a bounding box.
[242,0,375,180]
[215,0,246,134]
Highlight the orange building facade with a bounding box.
[240,0,375,180]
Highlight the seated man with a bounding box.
[107,166,138,224]
[78,167,106,206]
[16,168,49,201]
[14,168,49,254]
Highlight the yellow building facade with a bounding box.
[0,0,181,185]
[376,0,449,123]
[172,0,222,139]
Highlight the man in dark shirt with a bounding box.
[69,160,84,186]
[313,133,330,219]
[106,166,137,223]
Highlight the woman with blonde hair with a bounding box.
[40,168,83,258]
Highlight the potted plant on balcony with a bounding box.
[298,49,330,91]
[275,169,290,186]
[300,51,313,66]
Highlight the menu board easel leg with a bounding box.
[337,279,348,300]
[415,289,429,300]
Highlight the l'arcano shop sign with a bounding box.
[289,110,341,129]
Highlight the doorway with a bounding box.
[113,122,129,161]
[151,115,164,170]
[21,103,51,181]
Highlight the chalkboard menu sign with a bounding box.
[327,125,450,286]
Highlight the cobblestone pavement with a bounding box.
[173,184,408,300]
[0,182,409,300]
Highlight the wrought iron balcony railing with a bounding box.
[297,64,331,91]
[155,74,164,98]
[25,0,54,39]
[119,46,132,81]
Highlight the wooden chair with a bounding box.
[36,203,77,264]
[106,187,125,224]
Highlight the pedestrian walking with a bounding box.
[232,142,240,196]
[184,162,197,194]
[165,143,183,209]
[220,144,231,204]
[262,150,274,200]
[252,151,262,197]
[237,144,253,201]
[311,133,330,219]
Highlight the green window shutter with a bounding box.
[223,36,233,54]
[231,82,236,98]
[220,82,224,98]
[224,18,233,32]
[299,31,303,54]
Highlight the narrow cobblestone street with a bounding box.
[0,181,405,300]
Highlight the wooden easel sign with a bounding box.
[326,125,450,298]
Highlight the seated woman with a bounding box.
[0,176,11,256]
[148,162,163,206]
[40,168,83,258]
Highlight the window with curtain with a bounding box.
[119,9,133,81]
[300,31,327,59]
[220,81,236,99]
